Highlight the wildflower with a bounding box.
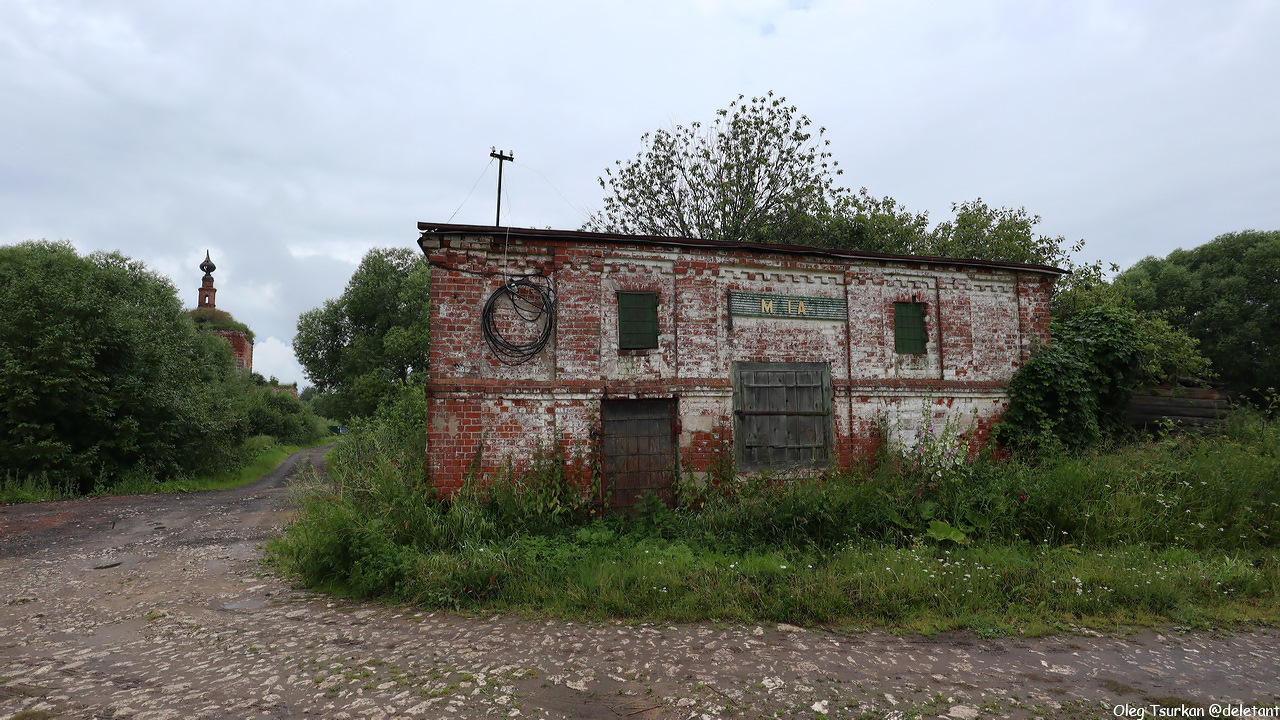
[1018,493,1028,501]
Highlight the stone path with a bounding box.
[2,448,1278,719]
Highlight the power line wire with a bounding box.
[512,159,594,224]
[447,157,496,224]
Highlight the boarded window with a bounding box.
[732,362,833,472]
[618,292,659,349]
[894,302,927,354]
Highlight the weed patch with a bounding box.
[271,409,1280,631]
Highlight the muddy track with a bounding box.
[2,446,1278,719]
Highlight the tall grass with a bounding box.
[269,407,1280,631]
[0,471,77,503]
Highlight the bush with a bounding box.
[476,445,597,537]
[996,305,1214,453]
[326,381,429,487]
[239,389,326,446]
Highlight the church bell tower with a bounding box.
[197,250,217,308]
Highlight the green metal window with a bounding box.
[618,292,659,349]
[894,302,927,354]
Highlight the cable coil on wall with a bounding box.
[481,274,557,365]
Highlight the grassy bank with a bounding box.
[270,408,1280,633]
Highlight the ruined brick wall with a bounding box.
[215,330,253,373]
[420,226,1059,497]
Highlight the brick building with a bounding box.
[419,223,1064,507]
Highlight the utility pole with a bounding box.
[490,148,513,226]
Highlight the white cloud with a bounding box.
[251,336,305,387]
[287,242,369,266]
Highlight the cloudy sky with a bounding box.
[3,1,1277,386]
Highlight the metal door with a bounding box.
[601,398,677,510]
[733,362,833,471]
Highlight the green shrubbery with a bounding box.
[238,388,328,446]
[271,398,1280,630]
[0,240,327,500]
[188,306,255,341]
[996,303,1214,453]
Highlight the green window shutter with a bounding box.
[732,361,834,472]
[894,302,927,354]
[618,292,659,349]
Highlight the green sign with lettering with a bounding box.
[728,291,847,320]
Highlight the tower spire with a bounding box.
[197,250,217,308]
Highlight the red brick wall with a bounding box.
[421,230,1058,496]
[215,330,253,373]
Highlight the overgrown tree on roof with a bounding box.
[188,306,255,340]
[583,92,844,245]
[293,247,430,421]
[585,92,1092,277]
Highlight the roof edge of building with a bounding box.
[416,222,1070,277]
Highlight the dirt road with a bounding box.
[2,447,1278,719]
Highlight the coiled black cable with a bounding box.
[481,274,557,365]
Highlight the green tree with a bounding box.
[819,195,1084,268]
[293,247,431,421]
[0,241,247,492]
[927,199,1075,268]
[1114,230,1279,398]
[808,188,932,255]
[583,92,844,245]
